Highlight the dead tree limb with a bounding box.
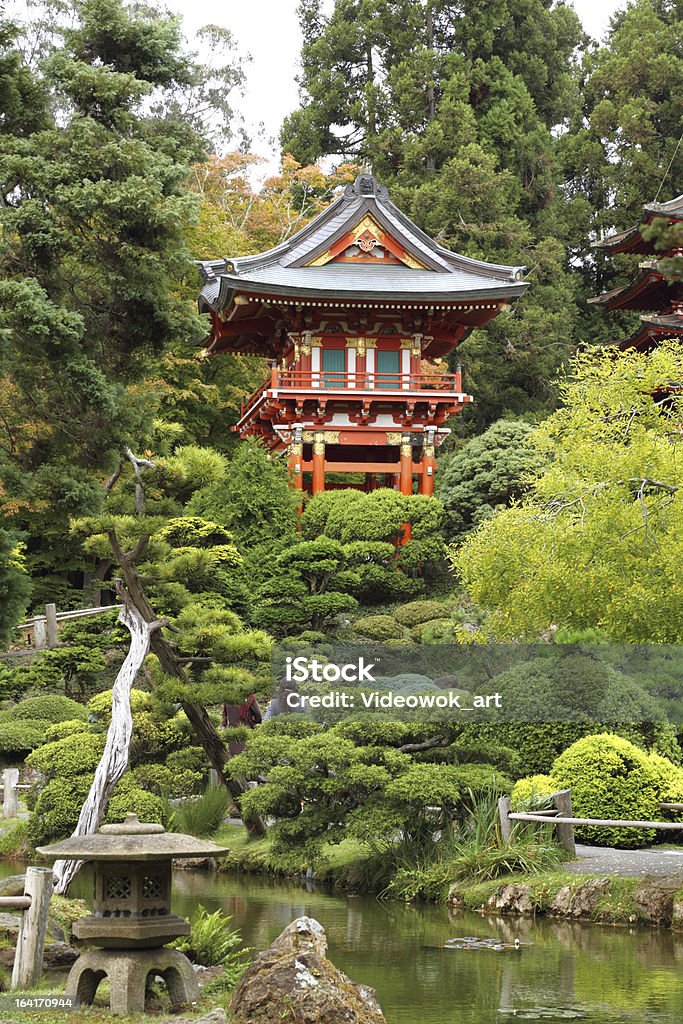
[52,583,165,893]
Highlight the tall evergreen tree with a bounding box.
[0,1,243,605]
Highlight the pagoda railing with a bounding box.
[239,368,465,416]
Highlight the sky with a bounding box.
[166,0,626,164]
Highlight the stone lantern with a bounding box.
[37,813,229,1014]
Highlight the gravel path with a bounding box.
[567,843,683,878]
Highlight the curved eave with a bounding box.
[587,270,679,311]
[199,275,528,312]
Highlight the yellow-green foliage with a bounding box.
[6,694,86,723]
[647,752,683,805]
[44,719,91,742]
[551,733,663,848]
[511,774,559,810]
[27,733,104,780]
[105,775,168,826]
[87,687,152,722]
[0,720,50,752]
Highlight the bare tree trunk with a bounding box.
[52,586,164,893]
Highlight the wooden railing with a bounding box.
[499,789,683,858]
[239,368,465,416]
[14,603,119,651]
[0,867,54,990]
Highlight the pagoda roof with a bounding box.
[197,173,527,314]
[618,311,683,351]
[594,193,683,255]
[587,264,681,311]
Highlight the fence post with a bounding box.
[32,616,47,650]
[3,767,19,819]
[498,795,512,843]
[11,866,54,991]
[45,604,58,648]
[553,789,576,857]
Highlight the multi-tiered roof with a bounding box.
[590,194,683,351]
[197,172,527,359]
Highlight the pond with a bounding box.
[2,861,683,1023]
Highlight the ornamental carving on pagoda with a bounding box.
[197,173,527,497]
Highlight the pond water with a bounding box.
[2,861,683,1023]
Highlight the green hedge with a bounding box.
[551,733,663,848]
[510,774,559,810]
[28,776,92,845]
[0,720,50,752]
[26,733,104,781]
[105,775,168,826]
[7,695,86,724]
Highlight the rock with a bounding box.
[634,878,680,926]
[672,891,683,930]
[486,884,535,916]
[161,1010,227,1024]
[172,857,217,871]
[231,916,385,1024]
[548,878,610,919]
[42,942,80,968]
[0,875,25,897]
[0,913,20,934]
[446,884,464,910]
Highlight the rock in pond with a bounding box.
[0,875,25,898]
[231,915,385,1024]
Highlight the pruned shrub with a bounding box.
[26,733,104,780]
[28,776,92,845]
[105,775,168,826]
[133,762,203,799]
[352,615,405,640]
[394,599,447,627]
[511,774,560,810]
[551,733,662,848]
[0,720,49,752]
[87,687,152,722]
[8,695,86,724]
[44,719,91,742]
[410,618,450,643]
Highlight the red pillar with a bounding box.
[312,431,325,495]
[400,439,413,496]
[420,441,436,496]
[399,438,413,543]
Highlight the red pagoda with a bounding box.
[197,172,527,497]
[590,194,683,351]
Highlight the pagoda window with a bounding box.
[322,346,346,388]
[376,348,400,389]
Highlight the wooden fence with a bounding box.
[498,789,683,856]
[0,867,54,990]
[14,603,119,651]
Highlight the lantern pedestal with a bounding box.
[65,946,199,1015]
[37,813,229,1015]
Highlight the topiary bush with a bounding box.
[351,615,405,640]
[647,753,683,807]
[133,762,204,799]
[26,733,104,781]
[7,695,87,724]
[511,774,560,811]
[87,687,153,722]
[0,720,49,753]
[410,618,450,643]
[28,776,92,845]
[394,599,448,627]
[105,775,168,826]
[44,719,91,742]
[551,733,662,848]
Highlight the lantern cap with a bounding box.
[36,813,229,862]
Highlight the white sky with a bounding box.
[166,0,626,163]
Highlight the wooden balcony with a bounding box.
[236,368,470,432]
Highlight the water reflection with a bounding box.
[1,861,681,1023]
